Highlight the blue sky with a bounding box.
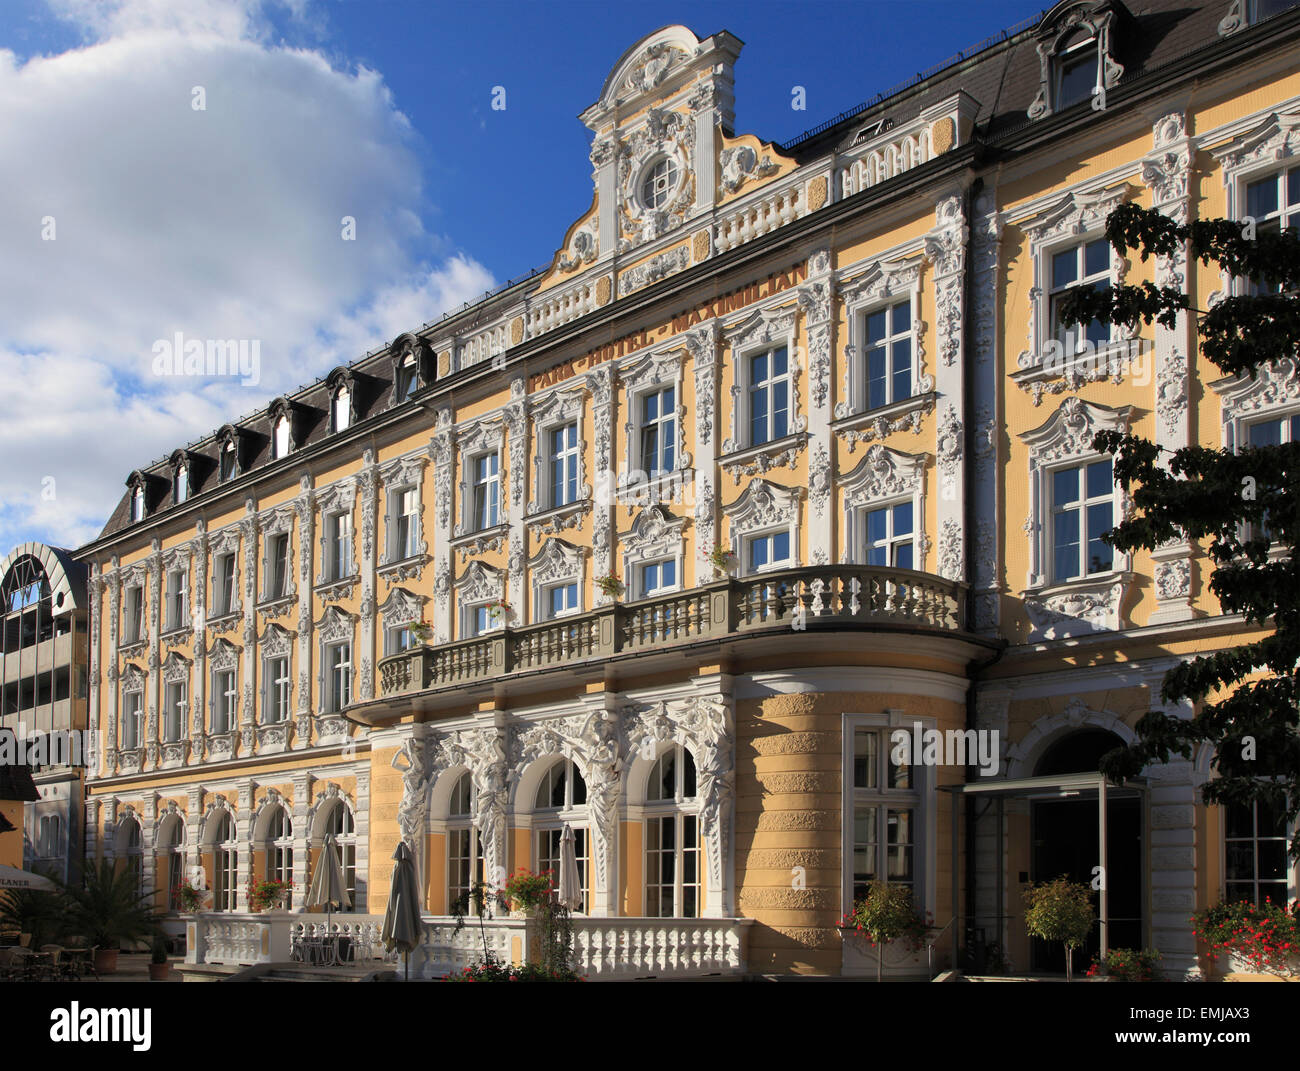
[0,0,1039,552]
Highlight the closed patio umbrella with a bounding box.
[307,833,350,932]
[556,824,582,911]
[0,865,56,892]
[381,841,422,981]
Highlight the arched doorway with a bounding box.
[1030,728,1142,972]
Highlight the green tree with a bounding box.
[1057,201,1300,854]
[1022,877,1096,982]
[61,860,162,950]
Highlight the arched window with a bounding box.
[273,414,292,459]
[644,744,700,918]
[397,353,419,402]
[447,771,482,910]
[320,800,358,912]
[131,483,146,523]
[119,816,144,899]
[331,385,351,434]
[211,811,238,911]
[264,806,293,888]
[157,814,185,913]
[219,438,238,482]
[173,461,189,505]
[532,759,590,913]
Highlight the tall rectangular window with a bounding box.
[864,502,914,569]
[850,728,916,902]
[865,301,913,411]
[329,512,353,579]
[645,815,700,918]
[327,643,351,712]
[123,586,144,642]
[392,488,419,559]
[212,669,237,735]
[1051,459,1114,582]
[164,681,186,742]
[267,656,290,723]
[1246,414,1300,541]
[550,424,579,507]
[639,386,676,478]
[1050,238,1111,352]
[1055,38,1098,110]
[268,533,290,598]
[165,569,187,630]
[219,441,237,482]
[1224,798,1289,906]
[122,691,142,750]
[1244,168,1300,295]
[472,455,500,530]
[214,553,236,616]
[748,347,790,446]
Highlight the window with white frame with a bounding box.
[212,552,236,616]
[120,817,144,897]
[387,486,421,561]
[1242,167,1300,295]
[863,300,914,411]
[37,814,62,859]
[637,558,678,599]
[219,439,238,482]
[265,655,291,723]
[164,680,187,742]
[1244,412,1300,542]
[1223,797,1291,906]
[549,423,580,508]
[131,484,145,523]
[641,156,680,210]
[396,353,419,402]
[266,807,293,887]
[211,668,237,735]
[123,584,144,642]
[173,463,189,505]
[447,771,482,910]
[159,818,185,913]
[331,385,351,434]
[266,533,290,600]
[848,726,920,901]
[744,529,793,575]
[325,642,351,712]
[465,602,504,637]
[327,511,354,579]
[386,623,415,653]
[273,414,292,459]
[644,745,700,918]
[1054,29,1098,111]
[165,567,188,631]
[321,801,358,911]
[637,385,677,479]
[533,759,589,914]
[543,581,580,620]
[471,454,500,530]
[212,811,238,912]
[862,501,915,569]
[1050,458,1115,583]
[121,689,142,750]
[747,346,791,446]
[1049,236,1111,352]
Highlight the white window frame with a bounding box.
[123,584,145,643]
[1046,233,1115,354]
[1220,794,1298,906]
[163,680,187,743]
[722,478,803,579]
[131,485,145,523]
[721,307,802,457]
[548,422,581,509]
[641,743,702,920]
[164,568,188,631]
[1053,31,1099,112]
[637,384,679,481]
[331,384,351,434]
[219,439,238,482]
[212,551,237,617]
[121,688,143,751]
[212,811,238,912]
[1047,455,1118,584]
[446,772,481,910]
[388,485,421,559]
[326,510,355,581]
[527,387,589,521]
[470,452,501,531]
[173,463,189,505]
[531,758,590,914]
[265,653,291,724]
[273,413,292,459]
[211,667,238,735]
[528,539,585,624]
[324,640,352,713]
[542,580,581,621]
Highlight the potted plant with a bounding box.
[246,878,293,913]
[1086,947,1161,981]
[407,619,433,644]
[1022,877,1095,982]
[595,573,624,601]
[62,861,162,976]
[502,869,554,917]
[706,543,737,579]
[839,880,931,982]
[173,877,207,914]
[487,599,512,623]
[1192,897,1300,979]
[148,935,171,981]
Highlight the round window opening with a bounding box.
[640,157,680,210]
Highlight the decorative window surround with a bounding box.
[455,419,507,535]
[1011,337,1151,407]
[721,479,803,572]
[379,585,427,642]
[527,386,592,529]
[720,306,805,479]
[257,506,295,605]
[1211,356,1300,451]
[1012,184,1135,374]
[1020,396,1133,638]
[315,606,356,733]
[258,624,294,754]
[209,524,243,622]
[529,539,586,622]
[1026,1,1126,121]
[839,444,930,569]
[456,561,505,634]
[159,652,192,769]
[619,505,687,597]
[833,392,937,454]
[377,453,429,582]
[1219,0,1297,35]
[835,257,928,420]
[206,639,240,761]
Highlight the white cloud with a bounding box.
[0,0,494,552]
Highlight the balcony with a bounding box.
[376,564,966,702]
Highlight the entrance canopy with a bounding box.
[940,772,1147,967]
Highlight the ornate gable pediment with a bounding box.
[1211,108,1300,173]
[840,444,929,507]
[527,538,585,584]
[314,605,355,644]
[206,637,240,672]
[722,479,803,534]
[455,561,504,605]
[161,650,191,684]
[259,622,294,657]
[620,505,685,558]
[1021,395,1132,468]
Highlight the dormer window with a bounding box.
[1027,1,1127,121]
[391,334,431,405]
[131,484,145,523]
[173,460,189,505]
[1219,0,1299,35]
[332,384,351,433]
[273,413,292,459]
[1055,31,1098,111]
[219,439,238,482]
[397,354,419,401]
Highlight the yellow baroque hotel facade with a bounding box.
[71,1,1300,979]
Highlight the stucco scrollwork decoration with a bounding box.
[615,106,697,252]
[687,323,720,448]
[1026,0,1126,121]
[455,560,504,608]
[619,504,686,581]
[528,537,585,591]
[258,622,293,659]
[391,731,431,854]
[314,476,358,588]
[557,222,598,273]
[1212,356,1300,451]
[722,478,803,554]
[719,144,780,194]
[839,444,929,568]
[527,385,592,525]
[620,245,691,297]
[378,586,426,631]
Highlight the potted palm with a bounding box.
[63,861,162,975]
[148,935,171,981]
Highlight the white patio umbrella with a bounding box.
[0,864,56,892]
[307,833,351,931]
[556,824,582,911]
[381,841,422,981]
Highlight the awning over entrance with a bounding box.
[941,773,1147,967]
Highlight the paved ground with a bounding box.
[1,952,183,983]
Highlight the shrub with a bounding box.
[1192,898,1300,977]
[1022,877,1095,982]
[840,881,931,982]
[1087,947,1161,981]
